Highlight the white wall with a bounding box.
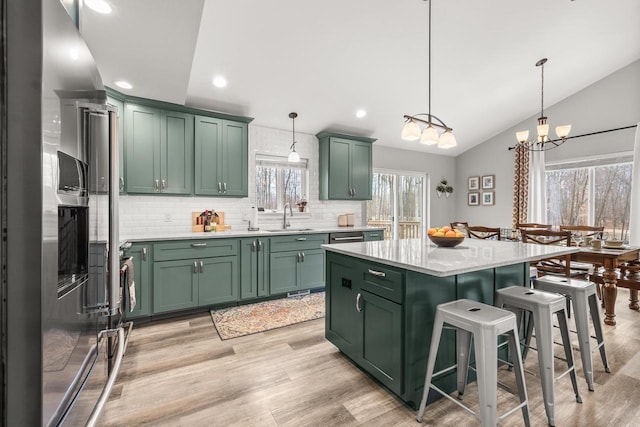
[454,59,640,228]
[372,145,456,228]
[120,125,364,239]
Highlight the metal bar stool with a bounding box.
[532,275,611,391]
[495,286,582,427]
[416,299,530,426]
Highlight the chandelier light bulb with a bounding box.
[516,130,529,143]
[555,124,571,139]
[401,120,422,141]
[437,130,457,149]
[420,125,439,145]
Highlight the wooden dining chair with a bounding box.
[519,229,584,278]
[450,221,469,236]
[559,225,604,242]
[516,222,552,230]
[466,226,501,240]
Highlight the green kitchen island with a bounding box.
[322,238,577,409]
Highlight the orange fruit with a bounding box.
[427,228,437,235]
[445,230,457,238]
[442,226,451,232]
[455,232,464,238]
[433,231,445,237]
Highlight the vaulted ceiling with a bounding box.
[81,0,640,156]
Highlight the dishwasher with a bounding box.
[328,230,365,244]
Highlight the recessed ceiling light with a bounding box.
[212,76,228,88]
[356,109,367,118]
[115,81,133,90]
[84,0,112,14]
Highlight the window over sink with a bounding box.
[255,154,308,211]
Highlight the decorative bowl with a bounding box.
[428,235,465,248]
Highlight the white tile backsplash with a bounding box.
[118,124,365,239]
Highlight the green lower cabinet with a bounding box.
[269,251,299,295]
[125,243,152,317]
[198,256,239,305]
[360,290,403,395]
[270,248,325,295]
[240,238,269,300]
[325,252,403,395]
[153,256,238,313]
[299,249,325,289]
[153,259,199,313]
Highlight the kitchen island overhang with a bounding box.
[322,238,579,409]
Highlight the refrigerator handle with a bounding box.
[107,109,121,316]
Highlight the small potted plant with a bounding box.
[436,179,454,198]
[296,196,308,212]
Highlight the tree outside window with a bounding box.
[546,159,632,241]
[255,155,308,211]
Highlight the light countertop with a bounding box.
[122,226,384,244]
[322,238,579,277]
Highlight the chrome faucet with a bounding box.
[283,202,293,229]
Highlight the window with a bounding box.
[546,154,632,241]
[255,154,308,211]
[366,171,426,240]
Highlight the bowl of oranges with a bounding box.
[427,226,465,248]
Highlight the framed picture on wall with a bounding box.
[482,191,495,205]
[468,176,480,190]
[468,192,479,206]
[482,174,495,189]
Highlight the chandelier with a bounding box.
[287,112,300,162]
[515,58,571,151]
[401,0,456,149]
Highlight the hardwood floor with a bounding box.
[100,294,640,426]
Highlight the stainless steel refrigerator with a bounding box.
[42,1,123,425]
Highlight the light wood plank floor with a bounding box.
[100,293,640,426]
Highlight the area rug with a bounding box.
[210,292,325,340]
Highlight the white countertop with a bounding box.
[322,238,579,277]
[122,226,384,243]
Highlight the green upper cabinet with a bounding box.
[317,131,376,200]
[194,116,248,197]
[106,96,125,193]
[124,103,193,195]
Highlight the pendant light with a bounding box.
[401,0,456,149]
[514,58,571,151]
[288,112,300,163]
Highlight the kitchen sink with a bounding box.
[266,228,314,232]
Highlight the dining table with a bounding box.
[572,245,640,326]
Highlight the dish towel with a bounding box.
[120,257,136,312]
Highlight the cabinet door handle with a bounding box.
[368,269,386,278]
[223,182,227,193]
[352,188,356,197]
[356,293,362,312]
[297,252,301,263]
[119,177,124,190]
[296,237,307,241]
[142,247,147,261]
[199,261,204,273]
[257,240,263,252]
[251,240,257,252]
[193,261,198,273]
[301,252,305,262]
[217,182,222,192]
[155,179,160,192]
[191,242,207,248]
[161,179,167,191]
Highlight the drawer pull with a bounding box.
[368,269,386,278]
[191,243,207,248]
[356,293,362,312]
[296,237,307,241]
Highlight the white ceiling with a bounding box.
[81,0,640,156]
